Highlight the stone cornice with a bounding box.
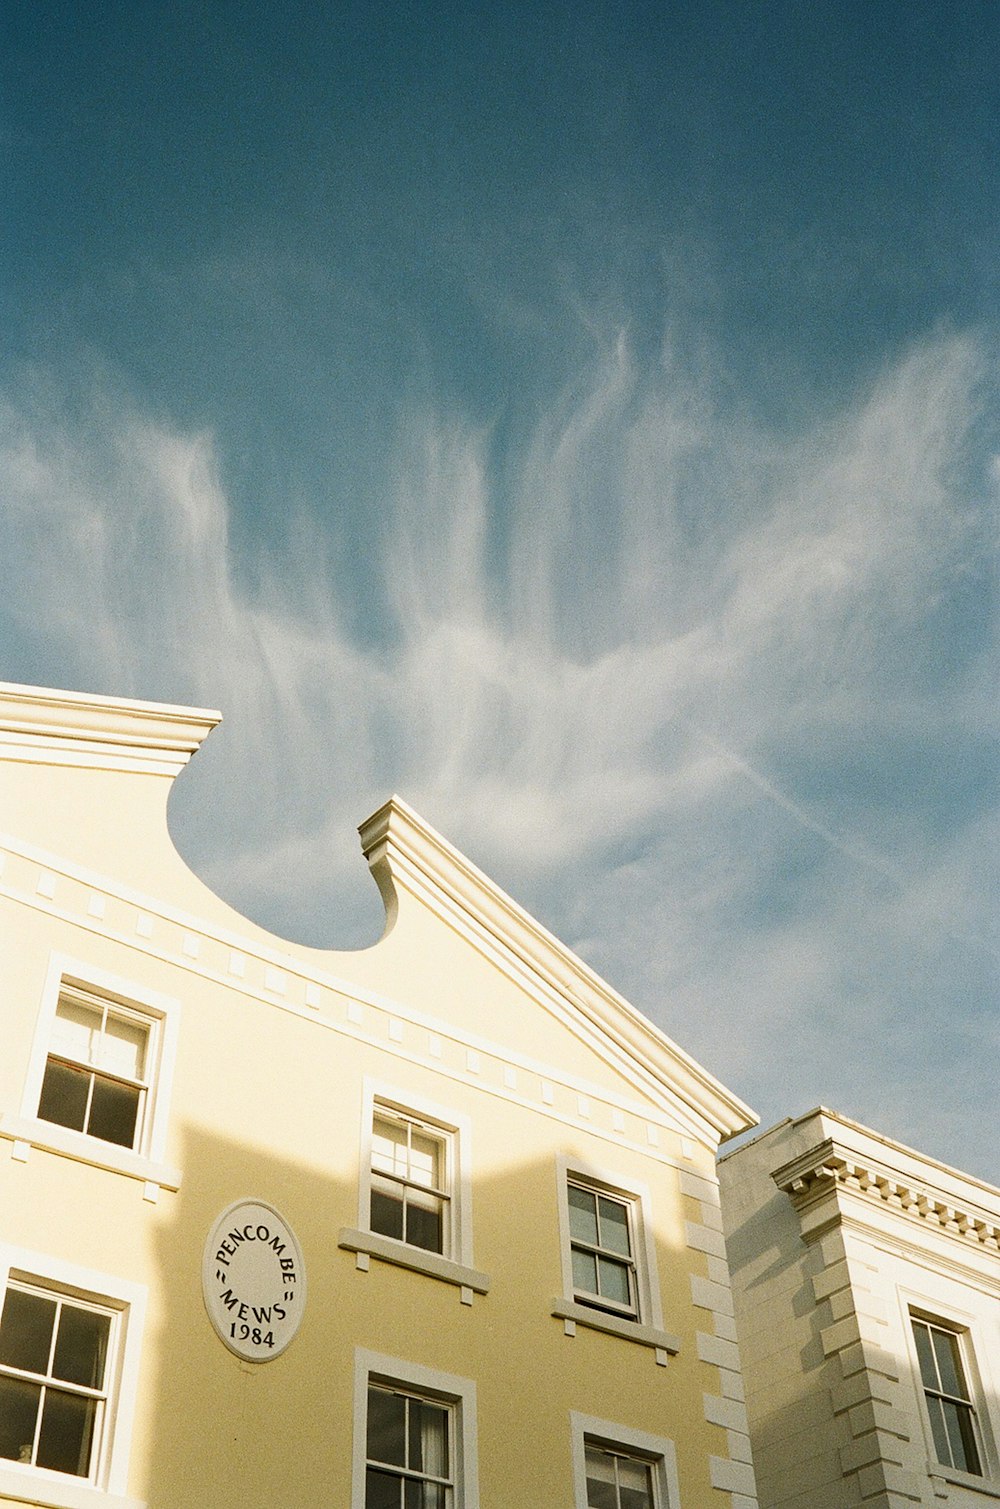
[773,1136,1000,1253]
[359,795,757,1145]
[0,682,220,776]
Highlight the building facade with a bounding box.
[719,1108,1000,1509]
[0,681,759,1509]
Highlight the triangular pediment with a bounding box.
[359,796,756,1152]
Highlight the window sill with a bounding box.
[0,1462,145,1509]
[550,1299,680,1355]
[338,1229,490,1295]
[0,1114,181,1192]
[928,1464,1000,1500]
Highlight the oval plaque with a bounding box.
[202,1198,306,1361]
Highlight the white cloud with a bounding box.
[0,329,995,1176]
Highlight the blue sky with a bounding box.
[2,2,997,1178]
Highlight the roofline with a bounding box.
[724,1104,1000,1216]
[0,681,221,777]
[359,794,758,1143]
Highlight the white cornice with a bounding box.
[0,682,220,776]
[359,795,757,1145]
[773,1132,1000,1255]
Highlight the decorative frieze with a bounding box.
[0,832,700,1172]
[773,1141,1000,1252]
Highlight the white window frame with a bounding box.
[338,1080,490,1298]
[566,1177,641,1320]
[0,955,181,1194]
[0,1243,147,1509]
[552,1156,679,1359]
[570,1413,680,1509]
[904,1300,994,1487]
[351,1348,479,1509]
[368,1103,454,1255]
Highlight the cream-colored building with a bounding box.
[0,681,759,1509]
[719,1108,1000,1509]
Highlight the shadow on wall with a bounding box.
[145,1123,704,1509]
[721,1191,1000,1506]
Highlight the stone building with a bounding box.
[720,1107,1000,1509]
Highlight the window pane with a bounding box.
[372,1119,408,1178]
[366,1467,401,1509]
[36,1386,97,1477]
[51,1000,101,1063]
[942,1400,981,1475]
[598,1256,632,1308]
[585,1444,616,1483]
[931,1327,966,1400]
[371,1184,405,1242]
[585,1445,618,1509]
[38,1059,91,1133]
[598,1196,632,1258]
[52,1305,110,1389]
[912,1320,936,1389]
[409,1483,447,1509]
[367,1387,406,1467]
[956,1405,982,1475]
[100,1015,147,1080]
[572,1248,598,1295]
[409,1398,447,1476]
[408,1132,440,1190]
[0,1374,41,1463]
[926,1394,952,1467]
[405,1196,443,1254]
[87,1076,141,1148]
[568,1186,598,1245]
[619,1456,654,1509]
[0,1289,57,1374]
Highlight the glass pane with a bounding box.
[585,1445,618,1509]
[598,1256,632,1308]
[37,1059,91,1133]
[408,1132,440,1190]
[371,1185,405,1242]
[912,1320,936,1388]
[405,1196,444,1254]
[585,1444,616,1484]
[372,1119,408,1178]
[619,1456,654,1509]
[942,1400,981,1475]
[52,1305,110,1389]
[0,1288,57,1374]
[409,1398,447,1476]
[572,1248,598,1295]
[621,1485,653,1509]
[100,1014,147,1080]
[87,1076,141,1148]
[51,1000,101,1063]
[366,1467,401,1509]
[926,1395,952,1467]
[407,1483,448,1509]
[931,1326,965,1399]
[568,1185,598,1245]
[367,1387,406,1467]
[36,1386,97,1477]
[956,1404,982,1475]
[0,1374,41,1463]
[598,1196,632,1257]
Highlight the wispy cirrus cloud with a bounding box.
[0,329,995,1173]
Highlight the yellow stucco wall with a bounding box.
[0,687,756,1508]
